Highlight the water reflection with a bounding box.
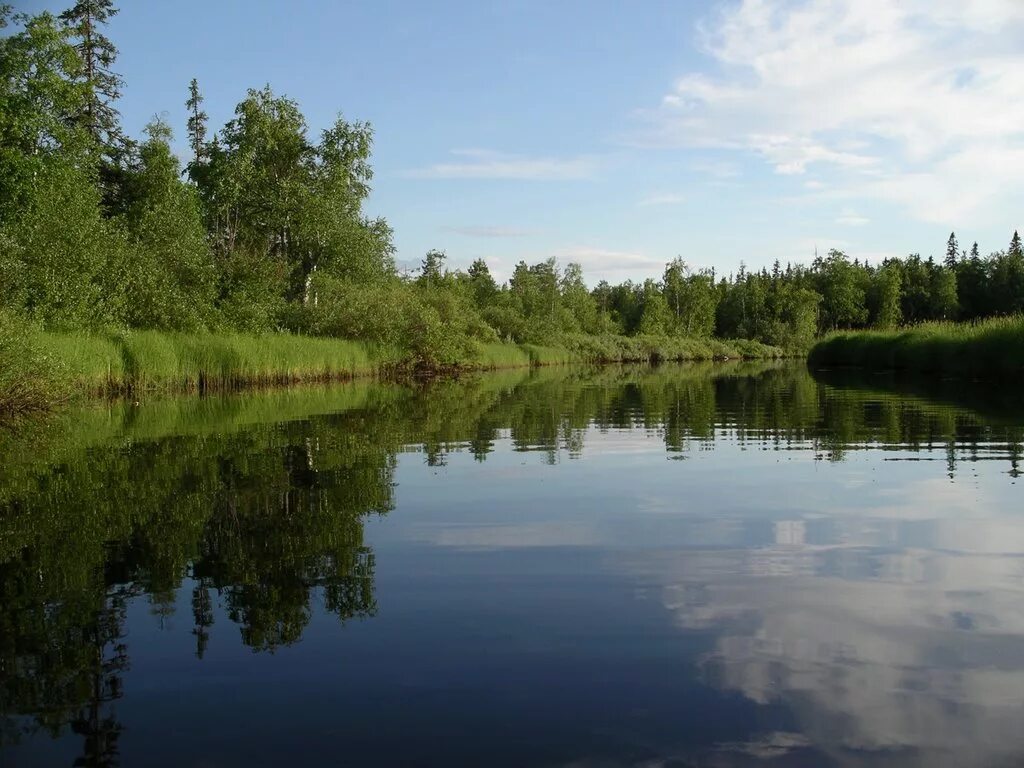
[1,362,1022,766]
[627,540,1024,766]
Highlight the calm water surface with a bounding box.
[2,362,1023,767]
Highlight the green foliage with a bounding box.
[813,250,868,330]
[117,119,217,330]
[3,157,116,325]
[809,316,1024,376]
[58,0,123,152]
[638,279,671,335]
[0,310,67,414]
[870,262,903,329]
[33,328,386,393]
[0,9,91,218]
[5,5,1024,391]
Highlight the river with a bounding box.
[2,362,1022,767]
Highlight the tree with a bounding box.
[59,0,130,213]
[638,279,670,335]
[813,250,867,331]
[560,261,598,334]
[1010,231,1023,259]
[419,249,446,286]
[297,116,393,287]
[116,118,217,329]
[665,261,718,337]
[871,261,903,329]
[59,0,122,144]
[210,86,311,266]
[928,264,958,320]
[0,9,91,218]
[466,258,497,306]
[945,231,959,269]
[663,257,687,328]
[185,78,207,165]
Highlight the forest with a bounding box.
[2,2,1024,412]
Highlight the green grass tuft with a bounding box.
[808,316,1024,376]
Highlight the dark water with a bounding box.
[2,362,1023,767]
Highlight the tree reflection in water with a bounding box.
[1,362,1022,764]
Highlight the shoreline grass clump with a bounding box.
[556,333,783,363]
[0,312,70,417]
[1,319,788,419]
[33,329,402,394]
[808,316,1024,376]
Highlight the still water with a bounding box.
[2,362,1023,767]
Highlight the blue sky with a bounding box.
[19,0,1024,282]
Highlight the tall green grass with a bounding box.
[472,342,533,369]
[1,318,789,417]
[0,311,69,416]
[31,330,402,393]
[556,333,783,363]
[808,316,1024,376]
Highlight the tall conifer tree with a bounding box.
[945,232,959,268]
[59,0,123,153]
[1010,231,1023,259]
[185,78,208,165]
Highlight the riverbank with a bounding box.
[0,323,784,417]
[808,316,1024,376]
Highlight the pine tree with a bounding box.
[1010,231,1023,259]
[945,231,958,269]
[185,78,208,165]
[970,242,980,259]
[419,249,446,285]
[59,0,124,154]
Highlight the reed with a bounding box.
[808,316,1024,376]
[0,320,788,418]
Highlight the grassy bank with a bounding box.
[808,316,1024,376]
[0,321,784,417]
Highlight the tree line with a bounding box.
[2,3,1023,359]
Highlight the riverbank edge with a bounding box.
[807,315,1024,376]
[1,327,785,418]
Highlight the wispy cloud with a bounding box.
[552,246,667,276]
[836,208,869,226]
[405,149,597,180]
[691,159,741,180]
[442,225,538,238]
[638,193,686,207]
[641,0,1024,223]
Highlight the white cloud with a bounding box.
[691,159,741,179]
[645,0,1024,223]
[552,246,668,278]
[836,208,869,226]
[405,149,597,180]
[442,225,537,238]
[638,193,686,207]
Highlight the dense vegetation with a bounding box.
[2,3,1023,414]
[809,316,1024,376]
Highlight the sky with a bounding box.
[17,0,1024,282]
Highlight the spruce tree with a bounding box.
[185,78,208,165]
[59,0,124,154]
[970,242,980,259]
[945,231,958,269]
[1010,231,1023,259]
